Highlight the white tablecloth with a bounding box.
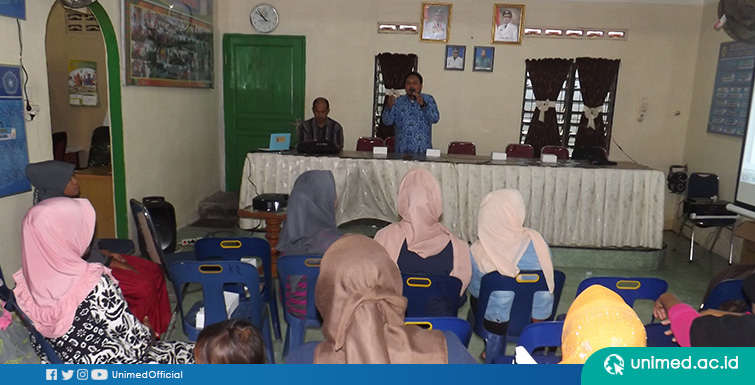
[239,152,665,249]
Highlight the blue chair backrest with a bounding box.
[277,255,322,323]
[645,323,678,347]
[168,260,264,341]
[405,317,472,347]
[517,321,563,354]
[477,270,566,339]
[701,279,750,312]
[194,237,272,295]
[402,273,462,317]
[576,277,668,307]
[0,266,63,364]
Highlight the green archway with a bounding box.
[89,3,128,238]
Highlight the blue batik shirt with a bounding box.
[382,94,440,153]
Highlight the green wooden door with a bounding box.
[223,34,305,191]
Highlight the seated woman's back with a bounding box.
[12,198,193,364]
[374,168,471,294]
[468,189,556,330]
[285,234,476,364]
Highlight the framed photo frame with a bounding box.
[444,45,466,71]
[420,2,452,43]
[473,46,495,72]
[492,4,525,44]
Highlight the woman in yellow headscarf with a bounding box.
[560,285,646,364]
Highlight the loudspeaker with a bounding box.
[667,165,688,194]
[142,196,177,254]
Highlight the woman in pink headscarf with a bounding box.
[374,167,471,313]
[468,189,555,338]
[12,198,193,364]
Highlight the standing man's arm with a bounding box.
[421,95,440,124]
[382,95,397,125]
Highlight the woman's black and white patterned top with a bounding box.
[32,275,194,364]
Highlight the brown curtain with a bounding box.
[376,53,418,89]
[573,57,620,151]
[375,53,418,138]
[523,58,573,157]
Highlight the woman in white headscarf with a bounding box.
[468,189,555,336]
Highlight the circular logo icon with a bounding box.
[604,354,625,375]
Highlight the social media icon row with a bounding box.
[46,369,108,381]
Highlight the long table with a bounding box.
[239,151,666,249]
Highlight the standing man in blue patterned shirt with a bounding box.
[382,72,440,153]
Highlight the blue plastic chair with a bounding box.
[645,323,678,347]
[194,237,281,340]
[701,279,751,312]
[470,269,566,364]
[0,265,63,364]
[405,317,472,347]
[167,260,275,364]
[402,273,463,317]
[277,255,323,358]
[576,276,668,322]
[492,321,564,364]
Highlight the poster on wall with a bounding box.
[707,41,755,137]
[0,65,31,198]
[124,0,213,88]
[68,60,99,107]
[0,0,25,20]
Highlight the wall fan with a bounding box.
[60,0,97,9]
[717,0,755,44]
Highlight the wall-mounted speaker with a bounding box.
[143,196,177,254]
[667,165,688,194]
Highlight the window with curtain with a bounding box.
[520,57,619,155]
[372,53,418,138]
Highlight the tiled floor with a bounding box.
[169,224,732,364]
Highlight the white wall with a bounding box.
[217,0,706,224]
[96,0,220,239]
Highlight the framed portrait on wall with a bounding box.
[473,46,495,72]
[420,2,452,43]
[444,45,465,71]
[492,4,524,44]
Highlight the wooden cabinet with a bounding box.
[74,167,114,239]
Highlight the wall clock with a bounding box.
[250,3,279,33]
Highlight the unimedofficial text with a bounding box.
[111,370,183,379]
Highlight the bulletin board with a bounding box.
[123,0,214,88]
[0,65,31,198]
[707,41,755,137]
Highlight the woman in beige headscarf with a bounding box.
[284,234,477,364]
[469,189,555,336]
[374,168,471,297]
[560,285,646,364]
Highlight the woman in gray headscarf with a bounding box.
[277,170,344,320]
[278,170,343,255]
